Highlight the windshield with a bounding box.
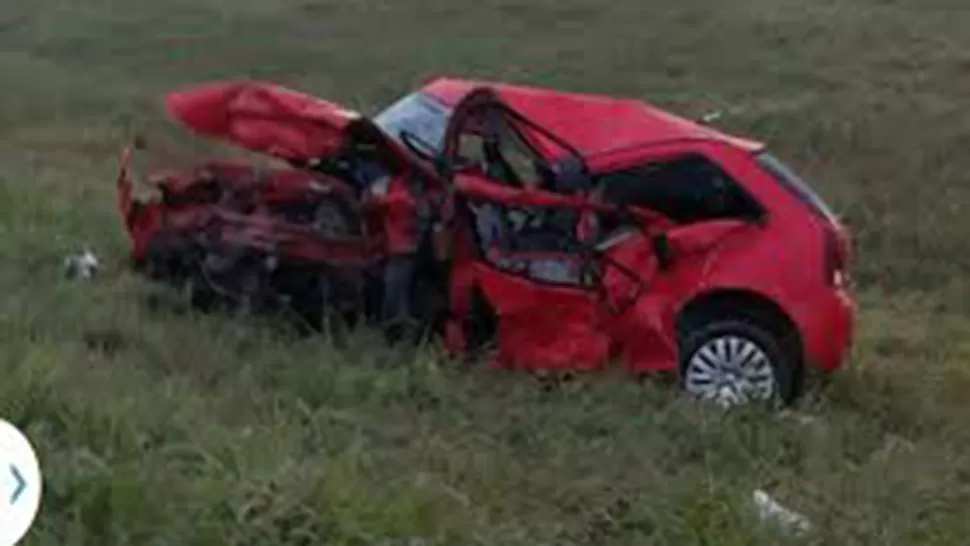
[373,92,451,155]
[756,152,840,224]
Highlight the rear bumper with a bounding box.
[799,287,856,371]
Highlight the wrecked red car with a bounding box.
[117,77,856,406]
[119,81,448,338]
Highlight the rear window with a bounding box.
[756,152,839,224]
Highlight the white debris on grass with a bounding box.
[752,489,813,536]
[64,248,101,279]
[700,110,724,123]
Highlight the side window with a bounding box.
[596,154,762,225]
[457,131,488,169]
[489,123,547,188]
[455,108,552,190]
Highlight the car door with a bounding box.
[437,88,616,370]
[449,176,616,371]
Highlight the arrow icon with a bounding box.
[10,464,25,505]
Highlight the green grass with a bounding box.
[3,0,970,543]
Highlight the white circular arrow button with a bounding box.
[0,420,41,546]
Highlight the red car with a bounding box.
[117,77,856,407]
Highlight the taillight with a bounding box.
[823,223,851,288]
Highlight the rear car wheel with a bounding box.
[679,319,799,408]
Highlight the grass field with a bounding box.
[2,0,970,543]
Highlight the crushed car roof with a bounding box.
[421,77,765,159]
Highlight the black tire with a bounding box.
[679,318,800,407]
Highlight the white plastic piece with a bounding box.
[64,249,101,279]
[752,489,812,536]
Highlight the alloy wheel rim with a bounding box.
[684,335,776,408]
